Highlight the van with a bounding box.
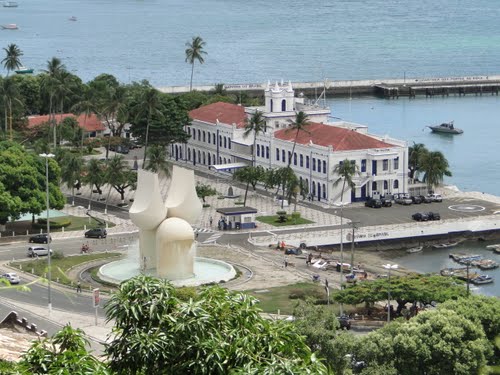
[27,246,53,257]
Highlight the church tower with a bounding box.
[264,80,295,114]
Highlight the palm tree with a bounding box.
[60,152,84,206]
[84,158,105,210]
[53,70,75,145]
[2,44,23,76]
[144,144,171,177]
[185,36,207,91]
[243,110,266,167]
[71,85,96,148]
[286,111,311,169]
[408,142,429,180]
[332,158,360,315]
[0,76,22,140]
[421,151,452,192]
[135,88,164,168]
[104,155,129,214]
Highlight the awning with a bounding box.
[209,162,248,171]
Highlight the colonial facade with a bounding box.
[171,81,408,204]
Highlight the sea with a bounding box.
[2,0,499,294]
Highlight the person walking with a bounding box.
[76,281,82,293]
[209,216,213,227]
[284,255,289,268]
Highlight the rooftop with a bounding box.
[27,113,105,132]
[189,102,247,129]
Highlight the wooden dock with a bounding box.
[157,75,500,99]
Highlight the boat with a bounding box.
[69,16,77,21]
[440,267,478,281]
[433,241,461,249]
[15,66,33,74]
[476,260,499,270]
[428,121,464,134]
[1,23,18,30]
[470,275,494,285]
[406,246,423,254]
[486,244,500,250]
[3,1,18,7]
[450,254,482,264]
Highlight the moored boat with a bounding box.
[3,1,18,7]
[1,23,18,30]
[440,267,478,281]
[15,66,33,74]
[428,121,463,134]
[69,16,77,21]
[433,240,461,249]
[486,244,500,250]
[406,246,423,254]
[476,260,499,270]
[470,275,494,285]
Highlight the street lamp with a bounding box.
[40,153,55,314]
[334,201,347,316]
[382,263,398,323]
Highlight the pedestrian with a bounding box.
[76,281,82,293]
[284,255,289,268]
[306,253,313,266]
[209,216,213,227]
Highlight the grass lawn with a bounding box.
[246,282,339,315]
[256,215,314,227]
[10,252,121,288]
[40,215,114,232]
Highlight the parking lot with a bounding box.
[341,196,499,228]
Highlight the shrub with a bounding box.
[291,212,301,220]
[203,203,211,208]
[234,201,244,205]
[51,250,65,260]
[35,218,71,229]
[276,210,287,223]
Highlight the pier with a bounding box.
[157,75,500,99]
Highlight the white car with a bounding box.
[1,272,20,284]
[27,246,53,257]
[428,193,443,202]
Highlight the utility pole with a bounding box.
[349,221,360,269]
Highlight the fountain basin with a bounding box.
[98,257,236,287]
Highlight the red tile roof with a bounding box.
[27,113,105,132]
[274,122,397,151]
[189,102,246,128]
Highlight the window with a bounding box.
[383,159,388,171]
[275,121,279,129]
[266,146,269,159]
[203,152,206,164]
[293,153,297,165]
[228,139,232,149]
[384,180,388,190]
[394,157,399,170]
[193,129,196,140]
[306,156,310,168]
[212,133,216,144]
[270,99,273,112]
[202,131,206,142]
[281,99,286,111]
[197,130,201,140]
[322,184,326,199]
[219,135,222,146]
[393,180,399,189]
[322,160,326,173]
[282,150,285,163]
[224,137,227,148]
[257,144,260,157]
[361,159,366,172]
[261,145,265,157]
[208,153,211,165]
[300,154,303,167]
[372,181,377,191]
[188,148,191,161]
[276,148,280,161]
[312,158,316,171]
[288,151,292,164]
[198,150,201,162]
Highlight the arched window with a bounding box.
[188,148,191,161]
[202,131,206,142]
[212,133,216,144]
[312,158,316,171]
[384,180,388,190]
[393,180,399,189]
[281,99,286,111]
[306,156,310,168]
[203,152,206,164]
[266,146,269,159]
[288,151,292,164]
[372,181,377,191]
[300,154,303,167]
[261,145,265,157]
[197,129,201,140]
[219,135,222,146]
[208,153,211,165]
[257,144,260,157]
[322,160,326,173]
[322,184,326,199]
[224,137,227,148]
[228,139,231,149]
[276,148,280,161]
[270,99,273,112]
[282,150,285,162]
[293,153,297,165]
[198,150,201,162]
[219,156,222,164]
[193,129,196,140]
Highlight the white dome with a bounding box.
[157,217,194,241]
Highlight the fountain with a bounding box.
[98,167,236,286]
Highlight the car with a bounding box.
[395,195,412,205]
[28,233,51,244]
[27,246,53,257]
[428,193,443,202]
[412,212,429,221]
[411,196,423,204]
[84,228,107,238]
[115,145,130,154]
[419,195,433,203]
[338,315,351,330]
[380,197,392,207]
[427,212,441,220]
[365,198,382,208]
[128,140,142,149]
[1,272,20,284]
[284,247,305,255]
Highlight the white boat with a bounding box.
[432,241,461,249]
[428,121,464,135]
[470,275,494,285]
[3,1,18,7]
[69,16,77,21]
[406,246,423,254]
[486,244,500,249]
[1,23,18,29]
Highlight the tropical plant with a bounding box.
[185,36,207,91]
[59,151,83,206]
[233,166,265,205]
[195,182,217,203]
[408,142,428,180]
[104,155,134,212]
[286,111,310,169]
[0,76,23,139]
[83,158,105,210]
[71,84,96,147]
[243,110,266,167]
[420,150,452,192]
[144,144,171,177]
[1,43,23,75]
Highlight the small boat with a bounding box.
[440,267,478,281]
[476,260,499,270]
[69,16,77,21]
[433,241,461,249]
[406,246,423,254]
[470,275,494,285]
[428,121,463,135]
[1,23,18,29]
[486,244,500,250]
[3,1,18,7]
[15,66,34,74]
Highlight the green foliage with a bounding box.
[35,217,71,229]
[195,182,217,203]
[105,275,328,374]
[50,250,65,260]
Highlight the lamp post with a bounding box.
[40,153,55,314]
[382,263,398,323]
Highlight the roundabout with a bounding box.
[448,204,485,213]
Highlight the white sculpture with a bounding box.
[129,166,202,279]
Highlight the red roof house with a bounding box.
[189,102,246,129]
[27,113,106,134]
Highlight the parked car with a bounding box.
[128,140,142,149]
[427,212,441,220]
[1,272,20,284]
[419,195,433,203]
[338,315,351,330]
[428,193,443,202]
[412,212,429,221]
[411,196,423,204]
[365,198,382,208]
[395,194,412,205]
[380,197,392,207]
[27,246,53,257]
[84,228,107,238]
[284,247,306,255]
[28,233,51,243]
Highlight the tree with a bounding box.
[59,150,83,206]
[232,166,265,205]
[71,84,96,148]
[408,142,428,180]
[185,36,207,91]
[2,43,23,76]
[0,76,23,139]
[421,150,452,192]
[286,111,310,169]
[105,275,327,374]
[104,155,136,212]
[195,182,217,203]
[243,110,266,167]
[144,144,171,177]
[84,158,105,210]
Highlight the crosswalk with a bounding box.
[193,227,212,234]
[201,232,223,244]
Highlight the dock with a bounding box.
[157,75,500,99]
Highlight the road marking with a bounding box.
[201,233,223,244]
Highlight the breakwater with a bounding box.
[157,75,500,99]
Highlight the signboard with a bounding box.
[93,288,100,308]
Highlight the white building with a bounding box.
[171,81,408,204]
